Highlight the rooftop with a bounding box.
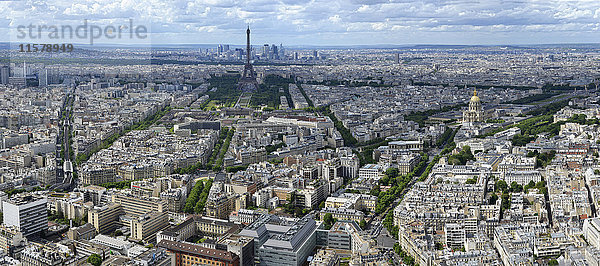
[158,239,238,262]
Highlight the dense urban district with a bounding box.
[0,40,599,266]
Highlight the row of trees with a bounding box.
[511,113,593,147]
[502,93,558,104]
[183,179,213,214]
[377,156,429,238]
[393,243,417,266]
[382,128,461,238]
[99,180,132,189]
[418,127,459,182]
[436,126,453,147]
[375,157,428,213]
[226,165,248,173]
[306,104,396,150]
[495,179,531,194]
[320,105,358,146]
[296,83,314,107]
[383,209,398,239]
[411,83,537,91]
[204,74,241,108]
[133,106,172,130]
[527,98,572,116]
[250,75,295,108]
[485,119,506,124]
[381,128,461,240]
[305,78,388,88]
[542,83,597,92]
[5,188,26,197]
[404,103,466,127]
[478,98,574,139]
[211,128,235,171]
[172,127,234,174]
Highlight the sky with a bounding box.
[1,0,600,46]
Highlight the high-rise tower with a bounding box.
[238,26,258,92]
[0,66,8,85]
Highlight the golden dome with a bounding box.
[470,89,480,103]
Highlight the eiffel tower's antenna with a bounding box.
[246,25,251,66]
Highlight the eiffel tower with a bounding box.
[238,26,259,92]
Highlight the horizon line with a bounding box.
[3,42,600,49]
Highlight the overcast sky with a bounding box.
[2,0,600,46]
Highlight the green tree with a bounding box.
[495,180,508,193]
[500,192,511,218]
[511,134,536,146]
[370,185,381,196]
[524,180,536,193]
[87,254,102,266]
[323,213,334,224]
[318,202,325,210]
[489,194,498,205]
[284,192,297,214]
[194,199,205,214]
[380,175,390,186]
[548,259,558,266]
[323,213,336,229]
[294,207,304,217]
[527,180,536,188]
[510,181,523,193]
[385,168,399,179]
[359,219,367,230]
[448,146,475,165]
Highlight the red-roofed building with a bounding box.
[158,239,240,266]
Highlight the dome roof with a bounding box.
[470,89,480,103]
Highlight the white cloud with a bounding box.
[0,0,599,45]
[328,15,342,23]
[371,22,387,31]
[197,25,217,32]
